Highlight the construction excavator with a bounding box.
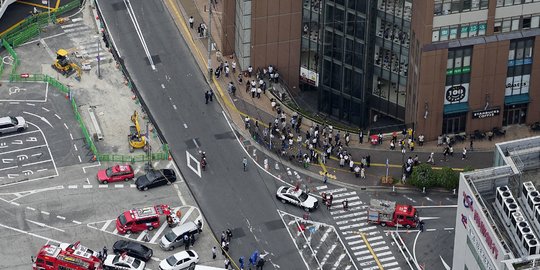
[129,111,148,152]
[52,49,81,81]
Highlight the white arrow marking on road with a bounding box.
[2,158,14,163]
[26,137,38,142]
[0,142,6,148]
[22,170,33,175]
[23,111,53,128]
[7,174,19,178]
[26,219,65,232]
[17,154,28,161]
[11,140,23,145]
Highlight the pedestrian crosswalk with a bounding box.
[87,205,201,244]
[315,185,402,270]
[59,21,108,63]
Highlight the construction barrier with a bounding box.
[7,73,169,162]
[2,39,19,75]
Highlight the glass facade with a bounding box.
[315,0,370,125]
[371,0,412,122]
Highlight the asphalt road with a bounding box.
[96,0,307,268]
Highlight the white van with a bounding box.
[159,221,200,251]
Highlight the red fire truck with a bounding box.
[32,241,103,270]
[116,204,172,234]
[367,199,419,228]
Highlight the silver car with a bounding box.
[0,116,27,135]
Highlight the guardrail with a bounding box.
[2,39,19,75]
[9,73,169,163]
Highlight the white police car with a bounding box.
[276,186,319,211]
[103,254,146,270]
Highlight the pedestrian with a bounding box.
[361,167,366,179]
[248,65,253,77]
[190,234,196,247]
[354,165,360,177]
[323,172,328,183]
[209,89,214,102]
[221,231,226,243]
[239,256,245,270]
[449,145,454,156]
[342,199,349,211]
[418,134,425,146]
[221,241,227,255]
[419,220,425,232]
[256,87,262,98]
[102,246,108,258]
[256,257,266,270]
[251,86,256,98]
[470,139,474,151]
[197,220,203,233]
[410,141,415,151]
[232,61,237,73]
[184,234,190,250]
[359,130,364,144]
[243,157,248,171]
[224,258,231,269]
[427,152,435,164]
[225,66,230,77]
[188,16,194,29]
[349,160,354,172]
[212,246,217,259]
[226,228,233,242]
[462,147,467,160]
[244,116,250,129]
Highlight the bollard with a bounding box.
[275,163,280,170]
[453,188,456,195]
[264,159,268,170]
[393,186,395,192]
[422,187,426,193]
[252,149,257,161]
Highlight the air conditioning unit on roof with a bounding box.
[523,181,537,198]
[517,222,532,242]
[512,211,525,229]
[503,198,520,226]
[497,186,512,212]
[525,235,540,255]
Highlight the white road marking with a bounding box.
[426,228,436,232]
[26,103,35,106]
[444,227,454,231]
[41,107,50,112]
[23,112,53,128]
[173,184,187,205]
[414,205,457,208]
[56,215,66,220]
[149,220,168,243]
[83,185,92,188]
[183,123,188,128]
[99,185,108,188]
[70,133,74,140]
[22,159,52,167]
[26,206,36,211]
[37,168,48,172]
[101,220,113,231]
[173,104,177,110]
[54,114,61,120]
[192,139,199,148]
[0,223,61,243]
[115,184,124,188]
[78,155,82,163]
[41,211,50,215]
[186,151,201,178]
[0,165,18,172]
[82,160,101,173]
[74,144,78,151]
[179,207,195,224]
[72,220,82,225]
[161,84,165,88]
[68,185,78,189]
[315,185,328,190]
[0,144,47,156]
[10,202,20,206]
[64,123,69,130]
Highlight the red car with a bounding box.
[97,164,135,184]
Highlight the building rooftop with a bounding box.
[463,136,540,270]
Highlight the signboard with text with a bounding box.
[472,108,501,119]
[444,83,469,105]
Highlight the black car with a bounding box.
[112,240,153,262]
[135,169,176,191]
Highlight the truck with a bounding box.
[32,241,103,270]
[367,199,419,228]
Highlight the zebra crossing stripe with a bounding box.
[330,204,366,215]
[354,249,371,256]
[63,26,89,33]
[368,241,386,247]
[324,188,347,194]
[382,261,399,267]
[350,244,367,251]
[331,253,347,269]
[386,267,401,270]
[101,220,112,231]
[336,216,367,225]
[61,23,83,29]
[319,243,337,265]
[378,256,395,262]
[315,185,328,190]
[333,196,361,204]
[356,254,374,262]
[333,211,366,220]
[367,235,383,242]
[332,192,357,198]
[375,251,392,257]
[372,246,390,252]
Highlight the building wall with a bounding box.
[250,0,301,91]
[221,0,236,56]
[235,0,252,71]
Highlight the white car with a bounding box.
[276,186,319,211]
[0,116,27,135]
[159,250,199,270]
[103,254,146,270]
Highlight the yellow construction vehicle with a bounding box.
[52,49,81,81]
[128,111,147,152]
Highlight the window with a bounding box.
[432,22,487,42]
[434,0,489,16]
[506,38,534,96]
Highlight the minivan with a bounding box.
[159,221,199,251]
[0,116,27,135]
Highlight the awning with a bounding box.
[504,94,529,105]
[444,102,469,114]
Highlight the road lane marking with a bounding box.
[26,206,36,211]
[63,123,69,130]
[22,159,52,167]
[56,215,66,220]
[68,185,78,189]
[41,107,50,112]
[101,220,113,231]
[78,155,82,163]
[99,184,108,188]
[23,112,53,128]
[55,114,61,120]
[183,123,188,128]
[72,220,82,225]
[26,219,65,232]
[0,144,47,156]
[10,202,20,206]
[0,223,61,243]
[41,211,50,215]
[83,185,92,188]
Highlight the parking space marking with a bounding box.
[78,155,82,163]
[22,159,53,167]
[10,201,20,206]
[0,145,47,156]
[23,112,53,128]
[83,185,92,188]
[0,166,19,172]
[41,107,50,112]
[26,219,65,232]
[0,223,61,243]
[70,133,74,140]
[37,168,48,172]
[63,123,69,130]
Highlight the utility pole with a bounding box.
[97,35,101,79]
[207,0,213,77]
[47,0,51,25]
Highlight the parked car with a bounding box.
[135,169,176,191]
[276,186,319,211]
[159,221,200,251]
[103,254,145,270]
[113,240,153,262]
[97,164,134,184]
[159,250,199,270]
[0,116,27,135]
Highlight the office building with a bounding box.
[453,136,540,270]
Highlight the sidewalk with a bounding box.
[165,0,538,187]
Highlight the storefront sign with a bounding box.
[446,66,471,75]
[505,75,530,96]
[300,67,319,87]
[462,191,499,260]
[444,84,469,104]
[472,108,501,119]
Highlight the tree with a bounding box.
[437,167,459,190]
[410,164,436,188]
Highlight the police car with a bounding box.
[276,186,319,211]
[103,254,146,270]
